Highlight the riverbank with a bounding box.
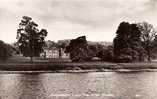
[0,61,157,72]
[0,55,156,72]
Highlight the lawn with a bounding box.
[0,55,157,72]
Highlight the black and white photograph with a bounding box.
[0,0,157,99]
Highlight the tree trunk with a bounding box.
[30,56,33,63]
[147,49,151,62]
[59,48,62,59]
[44,51,46,59]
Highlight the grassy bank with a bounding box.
[0,61,157,72]
[0,62,116,71]
[0,55,157,72]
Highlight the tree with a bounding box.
[138,21,157,61]
[129,24,146,61]
[113,22,131,60]
[16,16,48,62]
[65,36,95,62]
[113,22,145,62]
[0,40,13,61]
[97,45,114,61]
[45,40,58,49]
[151,35,157,58]
[11,42,20,54]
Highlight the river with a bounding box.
[0,71,156,99]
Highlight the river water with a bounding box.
[0,72,156,99]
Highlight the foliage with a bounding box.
[12,42,20,54]
[113,22,145,62]
[152,36,157,58]
[0,40,13,61]
[16,16,47,61]
[97,45,114,61]
[57,40,70,49]
[138,21,157,61]
[45,40,58,50]
[65,36,95,62]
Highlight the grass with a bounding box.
[0,55,157,71]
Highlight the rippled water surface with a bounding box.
[0,72,156,99]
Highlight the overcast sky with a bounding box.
[0,0,157,43]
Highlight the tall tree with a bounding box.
[129,24,146,61]
[138,21,156,61]
[113,22,145,62]
[16,16,48,62]
[113,22,131,60]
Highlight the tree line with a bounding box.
[65,21,157,62]
[113,21,157,62]
[0,16,157,63]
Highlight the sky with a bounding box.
[0,0,157,43]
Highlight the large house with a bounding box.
[41,47,69,59]
[40,40,70,59]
